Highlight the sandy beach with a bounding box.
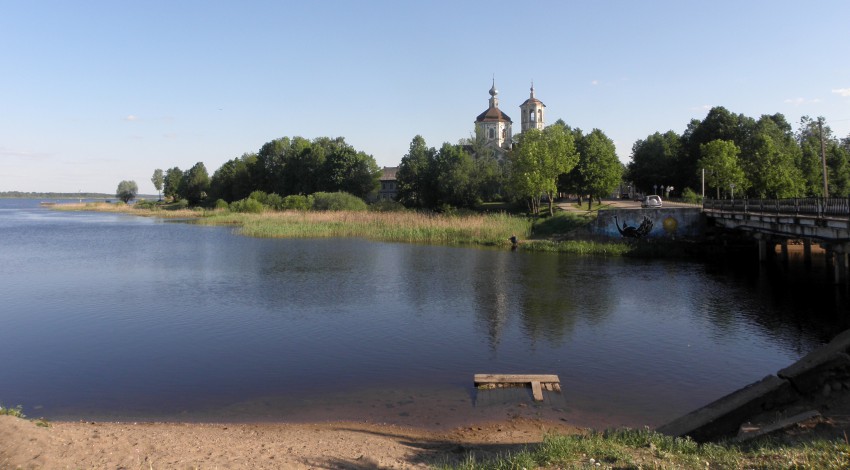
[0,415,578,469]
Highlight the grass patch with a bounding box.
[442,428,850,469]
[0,404,25,418]
[531,211,596,238]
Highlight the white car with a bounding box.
[641,195,662,208]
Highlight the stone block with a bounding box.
[656,375,799,442]
[778,353,850,394]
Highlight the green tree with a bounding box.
[396,135,437,208]
[116,180,138,204]
[433,143,477,208]
[508,125,578,215]
[680,107,754,192]
[163,167,183,201]
[698,139,748,199]
[573,129,623,210]
[319,137,381,199]
[209,154,256,202]
[628,131,681,195]
[182,162,210,205]
[797,116,850,196]
[745,115,804,198]
[150,169,164,201]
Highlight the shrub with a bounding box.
[134,200,158,210]
[281,194,312,211]
[369,200,406,212]
[248,190,268,204]
[311,192,367,211]
[214,199,229,210]
[172,199,189,210]
[682,187,702,204]
[264,193,284,211]
[230,197,265,213]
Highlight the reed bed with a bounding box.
[199,210,532,246]
[52,202,206,219]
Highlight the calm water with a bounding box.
[0,199,846,429]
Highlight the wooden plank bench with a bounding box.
[474,374,561,401]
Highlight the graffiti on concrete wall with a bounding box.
[613,215,653,238]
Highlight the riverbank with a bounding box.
[53,201,679,256]
[4,411,849,469]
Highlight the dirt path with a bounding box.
[0,415,579,469]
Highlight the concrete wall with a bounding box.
[591,208,706,240]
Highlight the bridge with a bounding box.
[703,197,850,283]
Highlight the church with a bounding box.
[474,80,546,158]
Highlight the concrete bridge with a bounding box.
[703,198,850,283]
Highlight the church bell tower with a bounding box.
[519,82,546,132]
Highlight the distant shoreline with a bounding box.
[0,193,158,200]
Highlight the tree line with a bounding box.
[628,107,850,199]
[396,120,623,215]
[152,136,383,206]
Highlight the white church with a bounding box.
[474,80,546,158]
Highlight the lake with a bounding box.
[0,199,846,429]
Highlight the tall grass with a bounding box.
[198,210,533,246]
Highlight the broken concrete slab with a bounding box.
[656,375,799,442]
[778,353,850,395]
[735,410,821,442]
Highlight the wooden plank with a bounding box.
[474,374,560,384]
[531,381,543,401]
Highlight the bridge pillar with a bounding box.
[780,240,789,265]
[758,238,768,262]
[803,239,812,267]
[834,244,849,285]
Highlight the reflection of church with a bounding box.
[474,80,546,158]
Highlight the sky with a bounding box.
[2,1,849,194]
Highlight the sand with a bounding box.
[0,415,579,469]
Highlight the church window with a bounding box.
[489,127,495,139]
[502,128,506,139]
[530,110,536,122]
[538,110,543,122]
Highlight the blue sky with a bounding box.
[2,1,849,194]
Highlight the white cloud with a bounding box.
[833,88,850,97]
[690,104,712,111]
[124,114,139,121]
[591,80,599,86]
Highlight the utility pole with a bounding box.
[819,117,829,198]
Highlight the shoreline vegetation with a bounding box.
[50,201,697,257]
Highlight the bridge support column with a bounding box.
[834,244,849,285]
[803,239,812,267]
[780,241,789,265]
[757,237,769,263]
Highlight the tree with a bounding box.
[573,129,623,210]
[182,162,210,205]
[698,139,748,199]
[745,115,804,198]
[507,125,578,215]
[150,169,164,201]
[797,116,850,196]
[396,135,437,208]
[628,131,681,195]
[164,167,184,201]
[209,154,256,202]
[116,180,138,204]
[432,143,477,208]
[319,137,381,199]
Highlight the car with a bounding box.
[641,195,662,208]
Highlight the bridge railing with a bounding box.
[703,197,850,220]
